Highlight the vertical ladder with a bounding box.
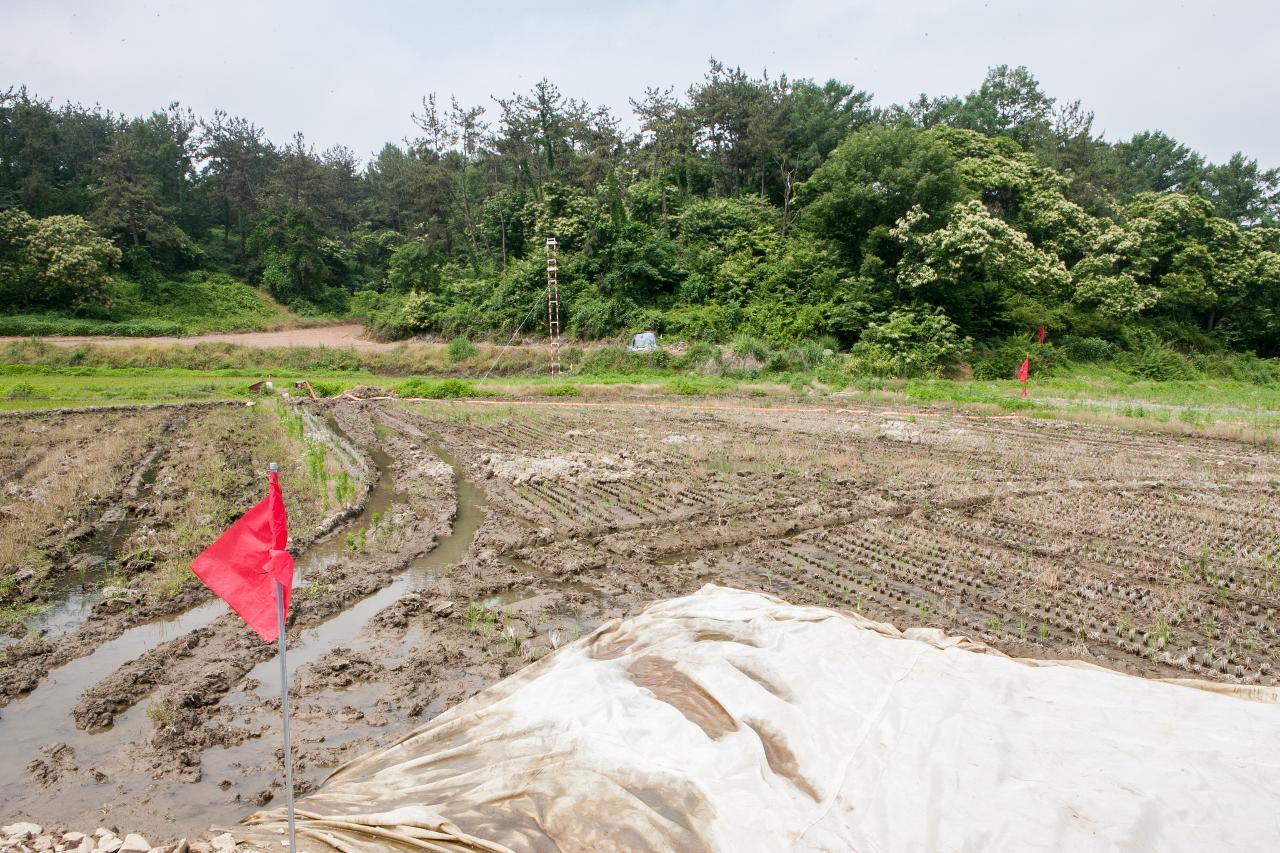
[545,237,560,376]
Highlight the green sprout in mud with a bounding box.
[1017,621,1028,640]
[345,528,366,552]
[146,702,178,727]
[277,403,305,442]
[1153,617,1171,649]
[371,511,381,528]
[1038,622,1049,641]
[305,440,329,487]
[464,601,497,638]
[1205,614,1219,640]
[917,601,930,618]
[503,625,523,657]
[334,471,354,505]
[986,616,1003,632]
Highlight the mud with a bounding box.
[3,395,1280,843]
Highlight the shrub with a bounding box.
[1118,328,1197,381]
[1123,347,1197,381]
[578,345,671,375]
[1062,335,1118,363]
[729,334,772,362]
[665,377,705,395]
[1191,351,1280,385]
[3,381,42,399]
[659,303,738,342]
[972,337,1066,380]
[675,341,722,373]
[446,336,479,363]
[847,308,971,378]
[545,383,582,397]
[782,339,836,372]
[307,380,343,398]
[398,377,479,399]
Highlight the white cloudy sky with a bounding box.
[4,0,1277,166]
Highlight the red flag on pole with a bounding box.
[191,468,294,642]
[1038,324,1046,344]
[1017,356,1030,397]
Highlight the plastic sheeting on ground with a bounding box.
[238,585,1280,852]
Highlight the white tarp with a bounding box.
[239,586,1280,852]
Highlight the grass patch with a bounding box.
[0,271,317,337]
[399,377,480,399]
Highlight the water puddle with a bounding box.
[0,597,228,801]
[2,451,164,648]
[237,442,488,699]
[0,413,378,803]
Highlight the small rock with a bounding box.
[101,586,140,603]
[209,834,236,853]
[95,836,122,853]
[119,836,149,853]
[62,835,86,845]
[2,823,42,840]
[34,837,53,851]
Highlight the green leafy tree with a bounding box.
[891,200,1070,336]
[1204,153,1280,225]
[0,209,120,312]
[798,125,964,272]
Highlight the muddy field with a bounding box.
[2,395,1279,842]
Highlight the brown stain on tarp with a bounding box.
[728,659,792,702]
[588,622,635,660]
[744,718,820,802]
[627,655,738,740]
[693,630,761,647]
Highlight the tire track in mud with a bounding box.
[0,405,384,809]
[65,408,427,731]
[0,404,459,822]
[0,404,370,705]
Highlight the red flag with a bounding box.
[191,469,294,642]
[1017,356,1030,397]
[1038,324,1046,344]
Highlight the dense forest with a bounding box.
[2,62,1280,375]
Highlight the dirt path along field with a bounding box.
[0,323,394,350]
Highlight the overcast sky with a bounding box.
[5,0,1278,167]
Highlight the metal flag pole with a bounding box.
[269,462,298,851]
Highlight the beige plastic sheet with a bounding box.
[239,585,1280,852]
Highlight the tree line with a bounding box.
[2,61,1279,364]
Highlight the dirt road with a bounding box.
[0,324,397,350]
